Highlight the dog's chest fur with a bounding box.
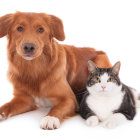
[33,97,53,108]
[86,91,124,121]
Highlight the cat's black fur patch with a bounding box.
[77,89,96,119]
[114,84,136,120]
[76,88,87,104]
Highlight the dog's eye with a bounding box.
[17,26,24,32]
[37,27,44,33]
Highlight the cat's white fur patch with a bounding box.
[130,88,140,99]
[130,88,140,108]
[40,116,60,130]
[86,92,124,121]
[101,113,127,128]
[86,73,124,121]
[136,100,140,108]
[86,116,99,126]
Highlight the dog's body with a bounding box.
[0,12,111,129]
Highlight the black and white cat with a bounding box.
[77,61,139,128]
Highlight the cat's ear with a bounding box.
[88,60,97,73]
[112,61,121,74]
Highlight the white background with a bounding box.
[0,0,140,140]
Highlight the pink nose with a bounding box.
[101,85,106,90]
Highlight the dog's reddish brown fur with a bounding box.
[0,12,111,129]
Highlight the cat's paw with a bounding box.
[101,113,127,129]
[86,116,99,127]
[40,116,60,130]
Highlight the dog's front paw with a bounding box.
[0,105,12,121]
[101,113,127,129]
[0,112,6,121]
[86,116,99,127]
[40,116,60,130]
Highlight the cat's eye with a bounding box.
[107,78,113,82]
[93,77,101,83]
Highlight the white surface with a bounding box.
[0,0,140,140]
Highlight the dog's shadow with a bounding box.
[0,108,51,126]
[0,107,84,130]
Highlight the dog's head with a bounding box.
[0,12,65,60]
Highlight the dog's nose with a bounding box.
[23,43,36,53]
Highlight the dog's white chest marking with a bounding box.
[33,97,53,108]
[86,92,124,121]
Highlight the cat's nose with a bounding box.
[101,85,106,90]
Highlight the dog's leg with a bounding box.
[0,90,36,120]
[40,80,77,130]
[40,97,76,130]
[94,53,112,68]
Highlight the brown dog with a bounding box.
[0,12,111,129]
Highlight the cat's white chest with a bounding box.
[86,91,124,121]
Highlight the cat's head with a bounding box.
[87,61,121,96]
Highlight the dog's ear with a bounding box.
[0,14,13,38]
[48,15,65,41]
[42,13,65,41]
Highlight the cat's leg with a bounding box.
[101,113,127,129]
[86,115,99,127]
[78,95,99,127]
[102,91,136,129]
